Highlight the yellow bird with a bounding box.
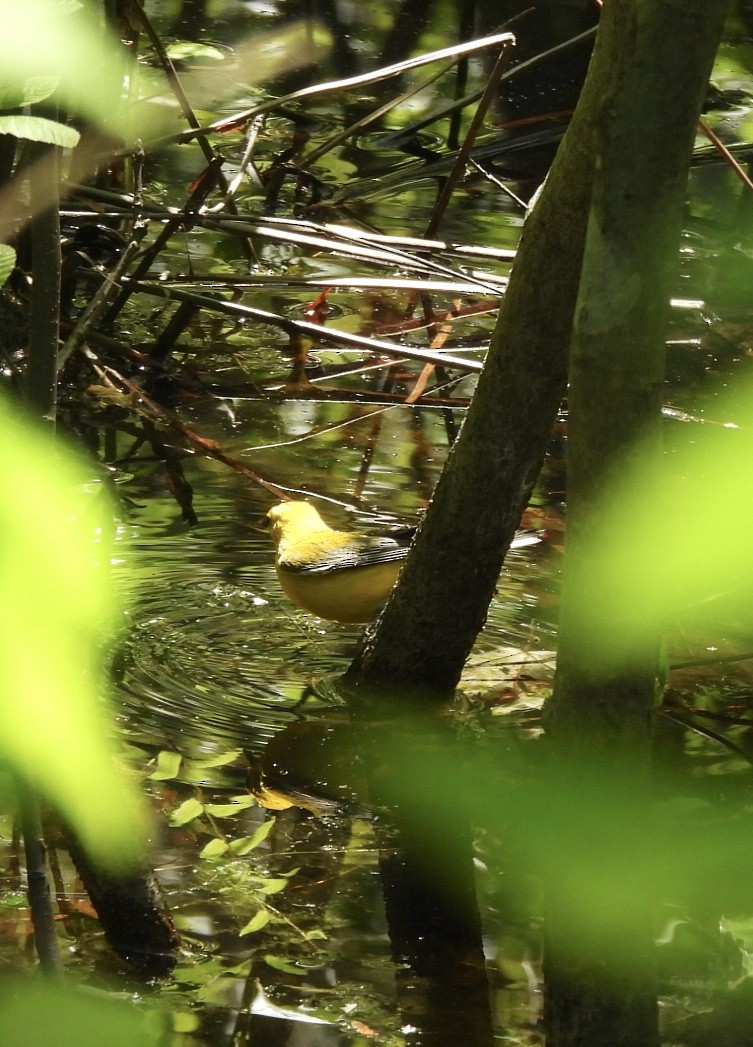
[262,500,412,623]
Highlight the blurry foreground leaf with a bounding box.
[0,399,146,865]
[565,384,753,671]
[0,981,161,1046]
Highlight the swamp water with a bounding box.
[5,2,753,1044]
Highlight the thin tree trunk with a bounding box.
[543,2,730,1045]
[18,780,63,976]
[26,140,61,425]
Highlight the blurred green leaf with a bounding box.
[0,114,79,147]
[166,41,225,62]
[264,954,303,975]
[169,797,204,826]
[0,75,59,108]
[240,909,271,935]
[258,877,290,895]
[201,838,229,858]
[564,388,753,672]
[0,400,146,867]
[149,750,183,780]
[204,796,257,817]
[189,749,243,770]
[0,980,161,1046]
[228,817,274,854]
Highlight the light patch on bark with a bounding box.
[576,219,641,335]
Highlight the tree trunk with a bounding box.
[344,0,623,710]
[543,2,730,1045]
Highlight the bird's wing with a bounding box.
[278,533,410,574]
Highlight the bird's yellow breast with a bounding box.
[276,559,403,623]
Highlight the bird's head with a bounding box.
[261,501,330,547]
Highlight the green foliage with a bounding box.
[0,0,162,141]
[0,0,118,121]
[0,399,146,866]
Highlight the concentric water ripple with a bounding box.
[111,488,557,758]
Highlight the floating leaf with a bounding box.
[240,909,271,935]
[166,41,225,62]
[0,114,79,147]
[189,749,243,770]
[258,877,290,896]
[204,796,256,818]
[229,817,274,854]
[149,750,183,781]
[171,1012,200,1034]
[169,797,204,826]
[200,838,229,859]
[264,954,303,976]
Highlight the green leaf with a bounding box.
[228,817,274,854]
[0,75,59,108]
[0,244,15,288]
[200,838,229,859]
[0,114,79,147]
[169,797,204,826]
[189,749,243,770]
[171,1012,200,1034]
[240,909,271,935]
[264,954,303,976]
[149,750,183,781]
[0,399,146,868]
[303,929,327,941]
[204,796,257,818]
[166,41,225,62]
[258,877,289,896]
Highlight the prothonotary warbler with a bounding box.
[262,500,412,623]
